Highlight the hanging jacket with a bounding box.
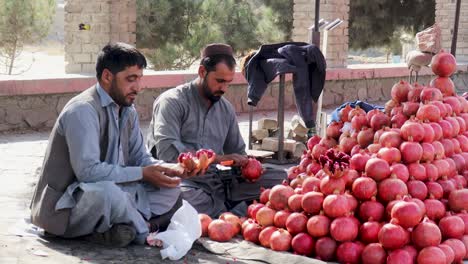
[243,42,326,128]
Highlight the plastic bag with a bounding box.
[150,200,201,260]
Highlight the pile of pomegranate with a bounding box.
[198,50,468,264]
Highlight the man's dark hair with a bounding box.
[96,42,147,80]
[200,54,236,73]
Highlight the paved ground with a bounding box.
[0,109,321,264]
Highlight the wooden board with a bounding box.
[246,149,275,158]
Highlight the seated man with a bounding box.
[147,43,286,218]
[30,42,189,247]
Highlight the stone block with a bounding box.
[357,87,367,101]
[261,137,297,153]
[82,63,96,73]
[64,3,82,13]
[291,115,308,136]
[292,133,308,144]
[252,129,269,141]
[65,44,82,53]
[73,53,92,63]
[23,108,57,128]
[293,142,307,158]
[251,143,263,151]
[257,118,278,130]
[65,63,82,73]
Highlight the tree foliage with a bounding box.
[136,0,293,70]
[349,0,435,51]
[0,0,55,74]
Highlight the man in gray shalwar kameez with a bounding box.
[30,43,190,247]
[147,43,286,217]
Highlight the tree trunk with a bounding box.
[8,37,18,75]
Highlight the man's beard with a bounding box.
[109,79,136,107]
[202,76,224,103]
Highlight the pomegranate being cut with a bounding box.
[177,149,216,172]
[241,158,264,182]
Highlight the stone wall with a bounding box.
[64,0,136,74]
[292,0,350,68]
[435,0,468,61]
[2,70,468,132]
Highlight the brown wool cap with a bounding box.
[201,43,233,59]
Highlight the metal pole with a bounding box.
[451,0,461,56]
[312,0,321,47]
[277,74,285,162]
[248,105,253,150]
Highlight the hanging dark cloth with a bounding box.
[243,42,326,128]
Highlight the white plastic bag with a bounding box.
[152,200,201,260]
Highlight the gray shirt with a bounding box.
[147,81,246,162]
[56,84,179,217]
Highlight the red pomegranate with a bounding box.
[431,50,457,77]
[241,158,263,182]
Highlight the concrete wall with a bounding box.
[2,66,468,132]
[64,0,136,74]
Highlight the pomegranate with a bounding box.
[291,232,314,256]
[448,189,468,212]
[301,191,324,215]
[326,121,342,139]
[417,104,441,122]
[377,147,401,164]
[379,130,402,148]
[340,104,353,122]
[273,210,291,228]
[336,242,364,264]
[387,249,412,264]
[417,246,446,264]
[400,141,423,164]
[255,206,275,227]
[378,177,408,203]
[315,237,337,261]
[412,217,442,248]
[269,229,292,251]
[322,193,350,218]
[359,198,385,222]
[351,176,377,200]
[430,76,455,96]
[330,217,359,242]
[401,121,425,142]
[408,83,424,102]
[208,219,234,242]
[285,212,307,235]
[306,135,321,151]
[438,244,455,264]
[391,198,424,228]
[407,180,428,200]
[241,158,263,182]
[390,163,410,182]
[424,198,446,221]
[319,176,346,195]
[378,223,410,249]
[219,212,241,236]
[442,238,467,263]
[199,213,212,237]
[361,243,386,264]
[301,176,321,193]
[359,221,381,244]
[439,215,465,239]
[242,222,262,244]
[258,226,277,248]
[365,158,391,182]
[306,213,330,238]
[431,49,457,77]
[349,152,370,172]
[268,183,294,210]
[287,194,303,212]
[391,80,411,102]
[420,87,444,102]
[357,128,374,148]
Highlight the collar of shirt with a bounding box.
[96,83,133,122]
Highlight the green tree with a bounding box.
[349,0,435,51]
[136,0,293,70]
[0,0,55,75]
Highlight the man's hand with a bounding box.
[142,163,184,188]
[215,154,248,167]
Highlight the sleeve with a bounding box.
[222,106,247,155]
[59,103,143,184]
[127,110,161,167]
[151,96,190,162]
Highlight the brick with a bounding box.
[82,63,96,74]
[291,115,308,136]
[65,63,82,73]
[293,142,307,158]
[261,137,297,153]
[252,129,269,141]
[257,118,278,130]
[65,44,81,53]
[73,53,92,63]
